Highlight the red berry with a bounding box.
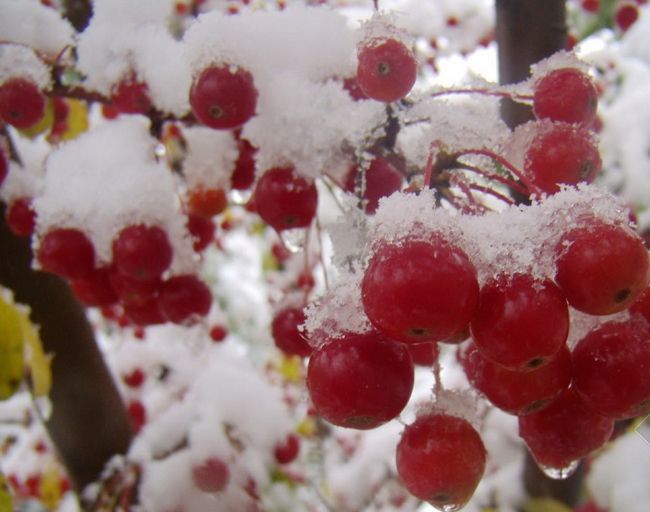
[190,65,258,130]
[123,368,146,388]
[342,76,369,101]
[192,457,230,493]
[573,319,650,419]
[102,104,119,119]
[396,413,486,509]
[187,213,215,252]
[230,137,257,191]
[209,324,228,342]
[408,342,440,367]
[518,388,613,469]
[253,167,318,232]
[0,78,46,129]
[187,187,227,218]
[112,224,173,281]
[271,306,313,358]
[555,219,649,315]
[5,197,36,237]
[361,236,478,344]
[123,296,166,326]
[581,0,600,13]
[159,274,212,323]
[127,400,147,433]
[307,331,414,429]
[344,157,403,214]
[274,433,300,464]
[356,38,417,102]
[37,228,95,279]
[615,3,639,31]
[533,68,598,126]
[0,149,8,188]
[470,274,569,371]
[461,343,572,416]
[48,96,70,142]
[630,285,650,322]
[111,78,152,114]
[71,267,119,307]
[525,122,601,194]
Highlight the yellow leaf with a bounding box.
[18,310,52,397]
[0,291,25,400]
[296,417,317,438]
[0,473,13,512]
[525,498,573,512]
[277,355,303,383]
[39,465,63,510]
[59,98,89,141]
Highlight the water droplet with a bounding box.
[279,227,307,253]
[229,188,252,205]
[539,459,580,480]
[431,503,464,512]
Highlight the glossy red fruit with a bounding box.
[192,457,230,493]
[230,137,257,191]
[5,198,36,237]
[307,332,414,429]
[187,213,215,252]
[573,319,650,419]
[470,274,569,371]
[209,324,228,342]
[123,368,145,388]
[362,236,479,344]
[71,267,119,308]
[112,225,173,281]
[190,65,257,130]
[0,149,8,188]
[253,167,318,232]
[615,3,639,31]
[356,38,417,102]
[37,228,95,279]
[159,274,212,323]
[396,413,486,510]
[581,0,600,12]
[630,285,650,322]
[533,68,598,126]
[111,78,152,114]
[518,388,614,469]
[344,157,403,214]
[274,433,300,464]
[123,295,166,326]
[408,342,440,367]
[127,400,147,433]
[555,219,649,315]
[109,268,161,303]
[187,187,227,218]
[525,123,601,194]
[0,78,46,129]
[461,343,572,416]
[342,76,369,101]
[271,306,313,358]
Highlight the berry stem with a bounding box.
[315,217,330,291]
[457,161,529,196]
[427,86,533,103]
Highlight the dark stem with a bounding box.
[62,0,94,33]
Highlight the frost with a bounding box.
[529,49,589,84]
[182,127,238,190]
[0,44,52,89]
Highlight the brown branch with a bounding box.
[62,0,94,33]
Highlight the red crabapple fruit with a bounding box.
[186,214,215,252]
[344,157,403,214]
[190,65,257,130]
[362,236,478,344]
[271,306,313,358]
[37,228,96,279]
[5,198,36,237]
[274,433,300,464]
[307,331,414,429]
[0,78,46,130]
[187,187,227,218]
[616,3,639,31]
[159,274,212,323]
[111,77,152,114]
[112,224,173,281]
[524,122,601,194]
[573,319,650,419]
[461,343,572,416]
[253,167,318,232]
[533,68,598,126]
[356,38,417,102]
[396,412,486,510]
[470,273,569,371]
[123,295,166,326]
[71,267,119,308]
[192,457,230,493]
[231,137,257,191]
[518,388,614,470]
[555,219,649,315]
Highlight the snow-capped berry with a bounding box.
[189,65,258,130]
[192,457,230,493]
[396,412,486,510]
[37,228,95,279]
[362,236,479,344]
[356,38,417,102]
[470,274,569,371]
[274,433,300,464]
[186,213,215,252]
[615,3,639,31]
[525,122,601,194]
[573,319,650,419]
[533,68,598,126]
[71,267,118,308]
[461,343,572,416]
[0,78,46,130]
[112,225,173,281]
[307,331,414,429]
[518,388,614,469]
[187,187,227,218]
[271,306,313,358]
[159,274,212,324]
[555,219,649,315]
[344,157,403,214]
[253,167,318,232]
[5,198,36,237]
[111,78,152,114]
